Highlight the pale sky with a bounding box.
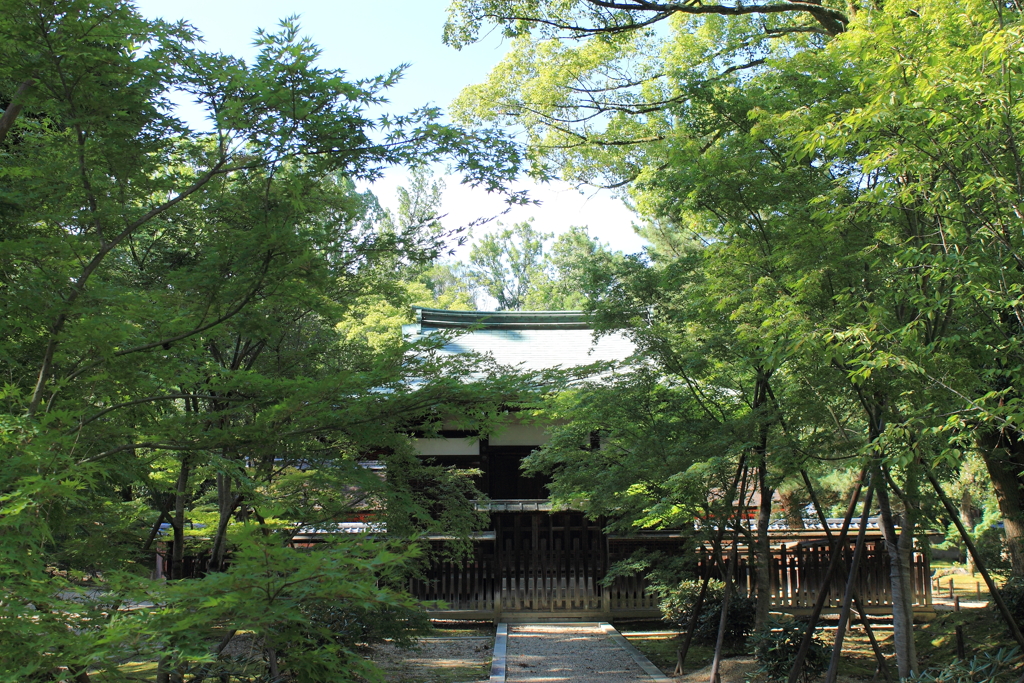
[133,0,649,258]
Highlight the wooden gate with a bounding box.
[494,511,605,614]
[412,512,613,619]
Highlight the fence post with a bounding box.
[954,596,966,660]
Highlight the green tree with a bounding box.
[0,2,527,680]
[467,219,550,309]
[441,0,995,676]
[523,226,615,310]
[794,0,1024,581]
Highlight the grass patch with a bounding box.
[932,573,995,601]
[834,607,1016,679]
[430,627,494,637]
[397,664,491,683]
[916,608,1015,670]
[625,635,747,674]
[428,622,495,638]
[90,661,158,681]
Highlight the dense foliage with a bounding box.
[750,618,830,683]
[0,1,531,680]
[445,0,1024,678]
[8,0,1024,679]
[658,579,755,646]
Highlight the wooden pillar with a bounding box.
[602,529,612,620]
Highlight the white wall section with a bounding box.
[414,438,480,456]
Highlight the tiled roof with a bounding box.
[403,307,636,370]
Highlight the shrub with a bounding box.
[749,617,828,683]
[908,648,1019,683]
[974,524,1013,576]
[658,578,755,646]
[302,601,432,649]
[999,578,1024,631]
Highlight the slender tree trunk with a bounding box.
[751,370,774,631]
[802,469,892,683]
[207,467,241,573]
[895,462,922,664]
[854,393,919,677]
[709,540,738,683]
[754,459,773,630]
[0,77,36,145]
[676,457,748,675]
[978,427,1024,576]
[171,455,191,580]
[786,467,867,683]
[676,571,713,675]
[961,490,977,573]
[156,658,170,683]
[710,463,749,683]
[267,643,280,680]
[825,475,876,683]
[875,472,918,678]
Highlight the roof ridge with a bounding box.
[414,307,593,330]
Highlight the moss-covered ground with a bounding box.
[624,607,1018,681]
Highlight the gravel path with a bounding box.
[506,623,655,683]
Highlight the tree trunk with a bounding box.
[267,643,280,680]
[825,475,876,683]
[978,427,1024,576]
[801,469,892,683]
[876,473,918,678]
[676,457,747,675]
[0,77,36,145]
[855,393,919,677]
[960,490,976,573]
[751,370,774,631]
[156,658,170,683]
[786,467,867,683]
[207,468,241,573]
[709,541,738,683]
[754,460,773,631]
[171,455,191,580]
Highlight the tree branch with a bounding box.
[0,77,36,145]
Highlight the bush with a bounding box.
[999,577,1024,632]
[974,524,1013,576]
[749,617,828,683]
[658,578,755,646]
[908,648,1019,683]
[302,601,432,649]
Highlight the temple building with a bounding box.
[403,307,935,623]
[404,307,665,621]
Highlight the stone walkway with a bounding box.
[500,623,670,683]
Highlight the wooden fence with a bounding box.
[413,512,659,620]
[414,532,933,621]
[696,539,932,615]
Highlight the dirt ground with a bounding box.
[670,657,869,683]
[370,637,493,683]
